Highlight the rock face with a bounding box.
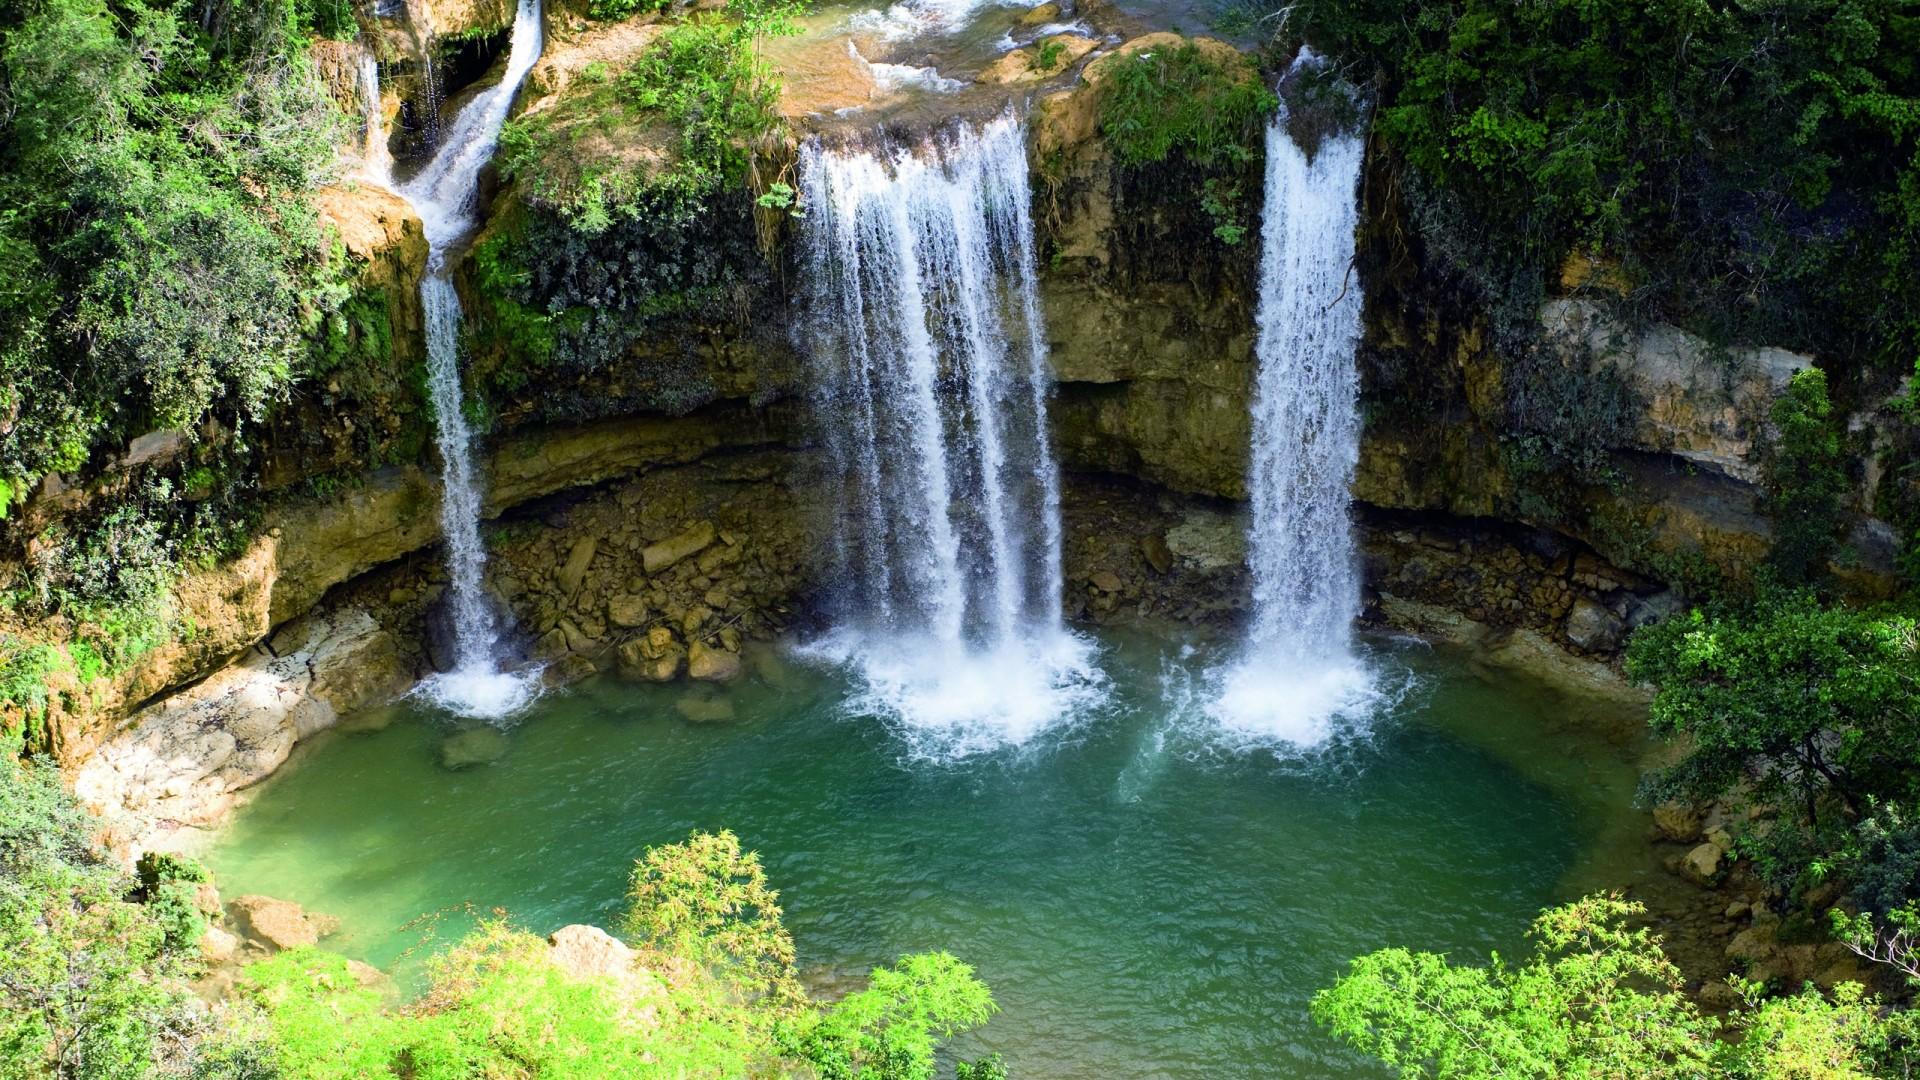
[1543,299,1807,482]
[72,609,407,855]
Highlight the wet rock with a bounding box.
[1563,597,1625,653]
[1140,532,1174,575]
[1652,802,1703,844]
[199,925,240,965]
[687,641,742,682]
[1088,570,1124,593]
[531,627,569,662]
[606,593,650,629]
[1681,841,1724,885]
[545,653,598,687]
[556,536,599,599]
[1018,1,1060,23]
[642,521,716,574]
[439,727,511,770]
[229,895,339,952]
[617,627,684,682]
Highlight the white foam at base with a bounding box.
[799,628,1106,760]
[414,665,544,723]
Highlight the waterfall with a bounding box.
[357,50,393,187]
[1210,55,1376,746]
[798,112,1099,756]
[404,0,545,720]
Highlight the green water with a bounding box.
[207,632,1652,1079]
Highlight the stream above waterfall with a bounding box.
[206,630,1661,1080]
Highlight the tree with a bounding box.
[1625,590,1920,889]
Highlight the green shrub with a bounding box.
[1762,367,1849,584]
[0,756,200,1078]
[1097,42,1277,168]
[1318,893,1920,1079]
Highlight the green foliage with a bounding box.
[1314,894,1717,1078]
[1283,0,1920,372]
[0,0,348,503]
[0,756,198,1078]
[1318,893,1920,1079]
[1034,38,1066,72]
[783,951,997,1080]
[0,638,68,748]
[237,832,996,1079]
[498,0,799,232]
[1763,367,1850,583]
[1097,42,1277,169]
[1626,589,1920,894]
[589,0,670,19]
[623,827,803,1010]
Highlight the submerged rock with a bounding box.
[674,689,736,724]
[439,727,511,770]
[618,627,685,682]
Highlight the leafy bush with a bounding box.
[1097,42,1277,168]
[1762,367,1849,584]
[1317,893,1920,1079]
[0,0,348,504]
[0,756,200,1078]
[235,831,998,1079]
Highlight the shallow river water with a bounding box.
[207,630,1655,1079]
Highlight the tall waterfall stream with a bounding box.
[397,0,546,720]
[1211,58,1379,746]
[797,113,1102,757]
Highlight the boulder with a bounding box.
[687,641,742,682]
[544,653,598,687]
[606,593,650,629]
[1563,597,1625,653]
[642,521,717,574]
[1680,841,1724,885]
[1018,1,1061,24]
[199,925,240,965]
[229,895,339,952]
[548,924,636,981]
[439,727,511,770]
[556,536,599,598]
[979,34,1097,84]
[1088,570,1124,593]
[1651,802,1703,844]
[617,628,684,682]
[1140,532,1174,575]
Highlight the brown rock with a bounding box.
[607,594,650,629]
[687,641,742,682]
[229,895,339,952]
[643,521,717,574]
[1089,570,1124,593]
[1018,1,1060,24]
[548,924,636,980]
[556,536,599,598]
[1651,802,1703,844]
[1680,842,1724,885]
[1141,532,1174,575]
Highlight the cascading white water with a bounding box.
[356,50,393,187]
[404,0,546,720]
[1210,54,1376,745]
[798,112,1098,755]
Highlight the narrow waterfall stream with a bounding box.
[1211,57,1377,745]
[399,0,546,720]
[356,50,393,187]
[797,112,1100,756]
